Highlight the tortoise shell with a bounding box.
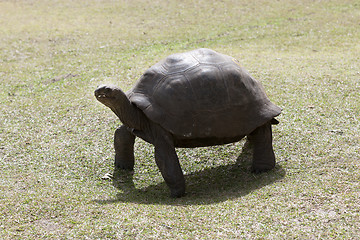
[128,48,281,139]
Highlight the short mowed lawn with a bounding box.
[1,0,359,239]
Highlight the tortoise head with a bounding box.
[95,84,145,130]
[94,84,125,108]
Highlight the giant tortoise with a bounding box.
[95,48,281,197]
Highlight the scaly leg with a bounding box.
[153,126,185,198]
[114,125,135,170]
[247,121,276,173]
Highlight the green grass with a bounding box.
[1,0,359,238]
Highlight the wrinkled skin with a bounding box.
[94,49,281,198]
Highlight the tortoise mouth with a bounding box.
[94,86,116,100]
[95,94,116,103]
[95,93,110,99]
[95,92,117,109]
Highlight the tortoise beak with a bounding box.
[95,91,107,99]
[94,85,112,99]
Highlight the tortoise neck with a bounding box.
[110,90,145,130]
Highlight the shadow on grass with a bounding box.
[94,146,286,205]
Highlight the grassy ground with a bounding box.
[1,0,359,239]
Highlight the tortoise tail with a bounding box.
[271,118,279,125]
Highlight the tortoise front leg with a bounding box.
[114,125,135,170]
[247,121,276,173]
[153,127,185,198]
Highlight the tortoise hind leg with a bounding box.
[247,121,276,173]
[114,125,135,170]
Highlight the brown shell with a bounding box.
[128,48,281,138]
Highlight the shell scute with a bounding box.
[159,51,200,75]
